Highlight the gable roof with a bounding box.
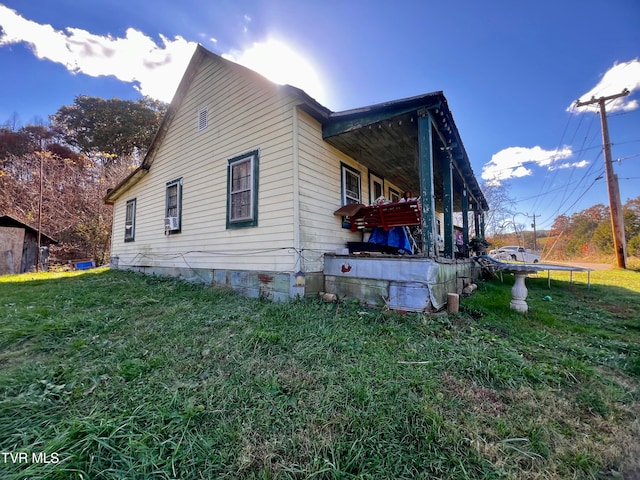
[105,45,487,212]
[105,45,330,204]
[0,215,58,244]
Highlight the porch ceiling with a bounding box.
[322,92,488,212]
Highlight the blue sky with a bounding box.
[1,0,639,232]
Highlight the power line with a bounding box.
[539,149,604,224]
[513,167,605,203]
[530,106,579,214]
[575,89,630,269]
[617,153,640,162]
[531,113,600,215]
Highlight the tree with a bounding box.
[2,95,166,265]
[624,197,640,240]
[623,196,640,258]
[563,205,606,257]
[629,234,640,257]
[584,199,640,257]
[50,95,166,165]
[550,215,570,236]
[592,218,614,254]
[480,181,517,237]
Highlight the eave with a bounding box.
[104,166,150,204]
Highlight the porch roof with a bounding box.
[320,91,488,212]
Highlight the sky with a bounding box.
[1,0,639,233]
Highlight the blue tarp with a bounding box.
[368,227,412,254]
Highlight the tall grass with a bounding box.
[0,267,638,479]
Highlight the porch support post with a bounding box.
[418,110,436,257]
[442,155,454,258]
[462,188,469,255]
[474,209,481,237]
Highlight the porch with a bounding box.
[323,253,478,312]
[321,91,489,261]
[318,91,488,310]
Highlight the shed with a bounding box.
[0,215,58,274]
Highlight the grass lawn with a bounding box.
[0,267,638,479]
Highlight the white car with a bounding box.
[489,245,541,263]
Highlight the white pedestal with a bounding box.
[510,272,529,313]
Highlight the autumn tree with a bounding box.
[563,204,607,257]
[546,198,640,260]
[549,215,570,236]
[624,197,640,240]
[592,218,614,254]
[2,96,167,264]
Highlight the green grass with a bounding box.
[0,267,638,479]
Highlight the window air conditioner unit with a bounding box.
[164,216,179,231]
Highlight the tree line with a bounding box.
[544,199,640,260]
[1,96,167,265]
[483,182,640,261]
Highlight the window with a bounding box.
[341,163,361,205]
[369,172,384,203]
[124,199,136,242]
[165,178,182,234]
[340,163,361,229]
[227,150,259,228]
[198,107,208,131]
[389,188,400,203]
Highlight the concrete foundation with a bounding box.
[323,253,478,312]
[110,259,324,302]
[109,254,478,311]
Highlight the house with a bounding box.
[105,45,488,310]
[0,215,57,274]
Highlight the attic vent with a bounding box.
[198,107,208,131]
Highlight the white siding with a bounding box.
[111,56,300,272]
[296,110,363,271]
[294,109,407,271]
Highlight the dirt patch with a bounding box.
[440,372,507,416]
[0,339,39,369]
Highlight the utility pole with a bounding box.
[530,213,537,252]
[513,212,538,251]
[37,150,44,272]
[575,89,629,269]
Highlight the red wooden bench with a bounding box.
[334,200,422,232]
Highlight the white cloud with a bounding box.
[550,159,589,171]
[482,145,573,185]
[569,58,640,113]
[0,4,196,102]
[0,5,329,107]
